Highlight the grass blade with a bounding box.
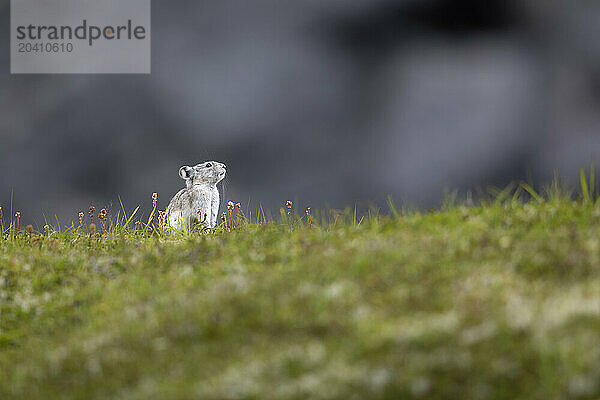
[580,167,591,204]
[520,182,543,203]
[125,206,140,230]
[387,196,400,219]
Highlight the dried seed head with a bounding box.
[78,212,85,229]
[15,212,21,218]
[285,201,293,209]
[26,224,33,234]
[227,201,234,210]
[89,223,96,235]
[236,203,241,209]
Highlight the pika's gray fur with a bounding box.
[166,161,226,230]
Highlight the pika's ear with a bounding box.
[179,166,193,180]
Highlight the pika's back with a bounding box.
[166,187,192,215]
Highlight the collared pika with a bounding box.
[166,161,226,229]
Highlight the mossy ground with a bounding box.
[2,199,600,399]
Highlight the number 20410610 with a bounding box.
[18,42,73,52]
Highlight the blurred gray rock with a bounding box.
[1,0,599,225]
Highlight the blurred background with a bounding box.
[2,0,600,225]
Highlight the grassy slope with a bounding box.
[2,201,600,399]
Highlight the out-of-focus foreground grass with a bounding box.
[2,185,600,399]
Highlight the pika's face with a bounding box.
[179,161,226,186]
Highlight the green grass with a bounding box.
[3,178,600,399]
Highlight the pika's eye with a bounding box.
[205,163,212,168]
